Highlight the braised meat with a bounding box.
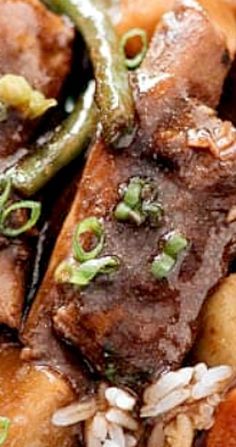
[0,238,33,328]
[0,0,74,162]
[22,1,236,388]
[0,0,74,329]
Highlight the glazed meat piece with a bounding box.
[22,1,236,388]
[53,131,236,385]
[0,185,41,330]
[0,345,82,447]
[0,0,73,98]
[0,0,74,164]
[0,238,33,328]
[0,0,74,329]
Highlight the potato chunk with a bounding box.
[0,346,79,447]
[194,274,236,366]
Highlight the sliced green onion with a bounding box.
[142,201,162,225]
[151,253,175,280]
[123,177,143,209]
[0,417,10,445]
[0,178,11,210]
[72,217,105,263]
[120,28,148,69]
[114,202,144,225]
[165,232,188,258]
[115,177,162,227]
[114,202,131,221]
[0,200,41,237]
[55,256,120,287]
[104,363,116,382]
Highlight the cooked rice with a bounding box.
[52,399,97,427]
[52,385,138,447]
[141,363,235,447]
[52,363,235,447]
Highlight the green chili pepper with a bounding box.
[41,0,134,147]
[6,81,97,197]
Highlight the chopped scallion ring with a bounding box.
[114,202,131,221]
[151,253,175,280]
[114,202,144,225]
[114,177,162,226]
[0,200,41,237]
[104,363,117,382]
[0,417,10,445]
[72,217,105,263]
[0,178,11,210]
[55,256,120,287]
[165,232,188,258]
[142,201,162,223]
[120,28,148,70]
[123,177,143,208]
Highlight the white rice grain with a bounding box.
[53,384,138,447]
[105,388,136,411]
[52,399,97,426]
[124,435,137,447]
[108,423,126,447]
[103,441,120,447]
[86,421,103,447]
[90,413,108,441]
[142,388,191,418]
[106,409,138,431]
[191,366,233,400]
[143,368,193,405]
[192,363,208,382]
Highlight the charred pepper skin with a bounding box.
[41,0,135,147]
[6,82,97,197]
